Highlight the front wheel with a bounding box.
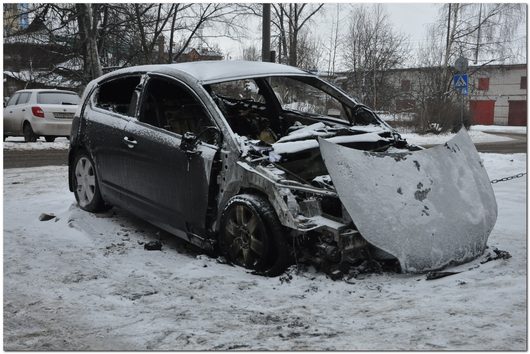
[44,136,56,142]
[73,152,108,212]
[219,194,290,276]
[23,123,37,142]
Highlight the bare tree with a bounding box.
[324,4,342,76]
[296,30,324,70]
[270,3,324,67]
[341,4,410,109]
[242,44,261,61]
[440,3,525,66]
[4,3,252,84]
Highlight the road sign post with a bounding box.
[453,57,469,126]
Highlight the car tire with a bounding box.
[73,152,109,212]
[23,123,37,142]
[44,136,56,142]
[219,194,290,276]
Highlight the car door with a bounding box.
[3,93,20,134]
[120,74,219,236]
[83,75,143,206]
[11,92,31,133]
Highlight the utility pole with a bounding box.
[444,3,452,67]
[262,3,271,62]
[474,3,483,64]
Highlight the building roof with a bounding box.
[4,70,82,88]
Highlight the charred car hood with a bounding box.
[319,128,497,273]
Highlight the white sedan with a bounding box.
[3,89,80,142]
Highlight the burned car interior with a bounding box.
[205,76,401,185]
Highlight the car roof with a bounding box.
[98,60,313,85]
[171,61,310,83]
[15,89,78,94]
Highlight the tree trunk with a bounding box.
[76,4,102,81]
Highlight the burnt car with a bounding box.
[68,61,497,276]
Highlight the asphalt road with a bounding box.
[3,133,527,169]
[4,149,69,169]
[474,133,528,154]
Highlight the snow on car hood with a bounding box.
[319,128,498,273]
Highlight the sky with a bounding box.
[205,3,441,68]
[202,3,526,71]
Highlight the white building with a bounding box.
[468,64,526,126]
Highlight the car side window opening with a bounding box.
[206,79,279,144]
[95,76,141,116]
[139,77,215,143]
[269,76,350,120]
[6,93,20,107]
[16,92,31,105]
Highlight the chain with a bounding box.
[490,172,527,184]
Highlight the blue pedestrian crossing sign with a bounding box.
[453,74,468,95]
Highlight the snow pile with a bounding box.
[3,137,70,151]
[3,154,526,350]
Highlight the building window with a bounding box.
[478,77,489,91]
[520,76,527,90]
[401,80,411,92]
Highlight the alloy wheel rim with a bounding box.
[224,204,266,268]
[75,157,96,207]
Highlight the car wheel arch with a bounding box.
[218,191,291,276]
[68,145,93,192]
[216,187,284,232]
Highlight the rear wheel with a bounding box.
[73,152,108,212]
[23,123,37,142]
[219,194,289,276]
[44,136,56,142]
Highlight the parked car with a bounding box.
[3,89,80,142]
[68,61,497,276]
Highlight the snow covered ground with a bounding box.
[3,153,527,350]
[471,125,527,135]
[402,129,515,145]
[4,137,70,151]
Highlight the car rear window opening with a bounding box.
[37,92,80,105]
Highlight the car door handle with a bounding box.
[123,136,137,148]
[21,109,25,112]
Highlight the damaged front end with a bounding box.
[231,125,497,275]
[207,74,496,275]
[229,122,409,274]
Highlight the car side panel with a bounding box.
[120,120,217,235]
[83,106,130,205]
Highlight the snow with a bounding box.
[377,112,415,122]
[3,152,526,350]
[470,125,527,135]
[4,137,70,151]
[273,132,385,155]
[402,129,515,145]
